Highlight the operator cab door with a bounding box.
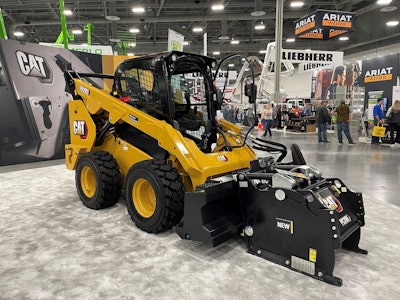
[168,58,214,141]
[114,58,171,122]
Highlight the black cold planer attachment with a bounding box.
[176,139,367,286]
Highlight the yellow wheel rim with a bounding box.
[81,166,96,198]
[132,178,156,218]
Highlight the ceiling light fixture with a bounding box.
[254,22,266,30]
[286,38,295,42]
[64,10,73,16]
[192,27,203,32]
[132,7,145,13]
[211,4,224,11]
[339,36,349,41]
[218,35,230,40]
[290,1,304,7]
[377,0,392,4]
[72,29,82,35]
[380,6,397,12]
[386,20,399,26]
[13,31,24,37]
[251,10,266,17]
[129,28,140,33]
[105,15,120,21]
[251,0,265,16]
[231,39,240,44]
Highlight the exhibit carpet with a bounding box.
[0,163,399,300]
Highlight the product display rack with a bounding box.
[350,86,365,141]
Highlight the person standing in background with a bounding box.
[372,98,384,145]
[362,105,369,133]
[261,103,273,137]
[386,100,400,145]
[221,103,229,120]
[304,103,312,117]
[276,106,283,129]
[245,105,256,127]
[227,105,236,123]
[292,106,300,118]
[316,100,331,143]
[334,100,356,145]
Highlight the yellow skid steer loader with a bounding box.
[64,51,367,286]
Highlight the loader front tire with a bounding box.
[75,151,121,209]
[125,159,185,233]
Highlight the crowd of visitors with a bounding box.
[219,98,400,149]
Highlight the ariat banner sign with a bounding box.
[361,55,398,85]
[298,29,323,39]
[328,29,348,38]
[294,10,355,40]
[321,11,354,28]
[360,54,399,106]
[295,13,316,35]
[364,67,393,82]
[272,48,343,65]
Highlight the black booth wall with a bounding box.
[359,53,399,107]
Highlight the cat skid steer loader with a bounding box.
[64,51,367,286]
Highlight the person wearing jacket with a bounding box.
[386,100,400,144]
[333,100,356,145]
[372,98,384,145]
[316,100,331,143]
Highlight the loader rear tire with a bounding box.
[76,151,121,209]
[125,159,185,233]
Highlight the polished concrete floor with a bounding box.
[1,128,400,299]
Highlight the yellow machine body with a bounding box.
[66,79,256,190]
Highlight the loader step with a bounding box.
[176,180,243,247]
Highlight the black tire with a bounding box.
[291,143,307,165]
[125,159,185,233]
[75,151,121,209]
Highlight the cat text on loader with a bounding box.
[64,51,367,286]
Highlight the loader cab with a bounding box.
[112,52,217,123]
[112,51,220,149]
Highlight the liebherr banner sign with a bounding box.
[294,10,355,40]
[271,48,343,65]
